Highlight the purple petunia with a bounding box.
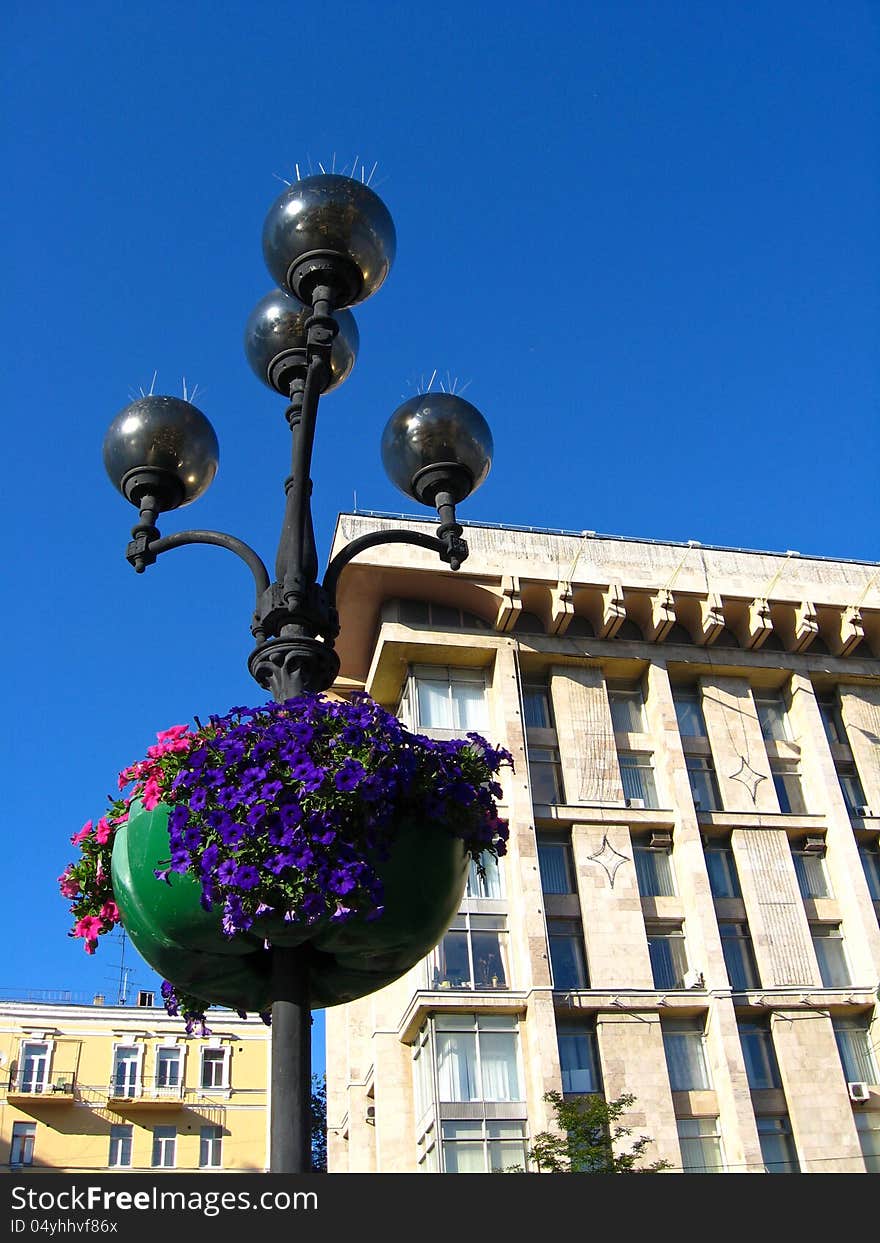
[70,689,513,1036]
[267,821,294,847]
[266,851,295,875]
[328,867,357,896]
[334,759,366,792]
[200,843,220,875]
[182,826,202,850]
[188,787,208,812]
[168,804,190,833]
[216,858,237,885]
[218,820,245,848]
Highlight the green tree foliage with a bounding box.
[310,1073,327,1173]
[522,1091,670,1173]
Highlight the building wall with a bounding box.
[325,515,880,1174]
[0,1001,270,1172]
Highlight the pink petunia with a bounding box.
[73,915,102,941]
[100,901,120,923]
[71,821,92,846]
[141,777,162,811]
[156,725,190,742]
[94,817,113,844]
[58,868,81,899]
[119,760,147,789]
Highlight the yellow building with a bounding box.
[0,995,270,1172]
[325,512,880,1174]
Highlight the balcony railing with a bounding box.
[7,1072,76,1100]
[107,1075,187,1105]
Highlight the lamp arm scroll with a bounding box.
[322,526,469,608]
[128,527,272,608]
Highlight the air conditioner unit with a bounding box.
[683,969,705,990]
[855,805,873,818]
[848,1081,870,1103]
[649,831,673,850]
[626,797,645,809]
[802,835,826,855]
[365,1104,376,1124]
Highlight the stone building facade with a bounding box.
[325,512,880,1174]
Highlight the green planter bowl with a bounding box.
[110,800,469,1011]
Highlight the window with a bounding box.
[859,842,880,900]
[817,691,846,745]
[608,682,647,734]
[513,611,544,635]
[200,1048,227,1090]
[677,1117,723,1172]
[663,1021,711,1090]
[18,1042,49,1094]
[738,1021,782,1090]
[791,845,831,899]
[528,746,564,803]
[10,1122,35,1166]
[754,691,791,742]
[633,833,675,897]
[466,850,502,899]
[673,689,707,737]
[537,835,575,894]
[108,1124,133,1169]
[665,622,693,644]
[522,682,553,729]
[686,756,721,812]
[395,599,489,630]
[771,760,806,814]
[151,1126,176,1168]
[618,751,659,807]
[548,919,589,990]
[412,666,488,731]
[416,1122,439,1172]
[111,1046,140,1098]
[441,1119,528,1173]
[615,619,642,640]
[757,1116,799,1173]
[704,841,741,898]
[557,1023,601,1094]
[413,1027,432,1121]
[435,1014,522,1103]
[199,1125,223,1168]
[856,1113,880,1173]
[646,922,688,989]
[837,763,868,816]
[567,615,594,637]
[720,922,760,990]
[811,924,850,987]
[431,914,509,990]
[155,1047,182,1093]
[833,1018,878,1084]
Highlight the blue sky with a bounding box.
[3,2,878,1077]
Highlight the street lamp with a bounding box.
[102,172,493,1173]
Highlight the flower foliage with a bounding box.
[60,693,512,1025]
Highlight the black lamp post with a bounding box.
[101,173,493,1174]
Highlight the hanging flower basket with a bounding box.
[59,694,511,1031]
